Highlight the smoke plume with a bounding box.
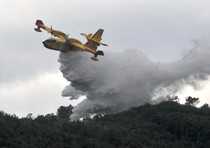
[58,41,210,120]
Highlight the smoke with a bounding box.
[58,41,210,120]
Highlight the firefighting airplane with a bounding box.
[34,20,108,61]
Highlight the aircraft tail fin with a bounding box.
[91,29,104,43]
[83,29,108,51]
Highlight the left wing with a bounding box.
[35,19,67,40]
[71,42,96,54]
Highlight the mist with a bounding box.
[58,40,210,120]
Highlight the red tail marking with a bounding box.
[35,19,44,27]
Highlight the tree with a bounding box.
[185,96,200,106]
[201,103,209,108]
[57,105,73,120]
[167,95,179,103]
[26,113,33,119]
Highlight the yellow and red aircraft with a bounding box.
[34,19,108,61]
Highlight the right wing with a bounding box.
[35,19,67,41]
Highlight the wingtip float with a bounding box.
[35,19,108,61]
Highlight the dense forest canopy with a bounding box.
[0,98,210,148]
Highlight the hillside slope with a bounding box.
[0,101,210,148]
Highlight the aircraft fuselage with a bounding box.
[42,38,82,52]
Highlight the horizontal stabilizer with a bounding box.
[100,43,108,46]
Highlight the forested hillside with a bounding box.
[0,101,210,148]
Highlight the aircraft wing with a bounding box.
[35,20,67,40]
[71,42,96,54]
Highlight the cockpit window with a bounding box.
[48,38,56,43]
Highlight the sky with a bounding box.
[1,0,210,116]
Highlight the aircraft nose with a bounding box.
[42,40,50,48]
[42,39,57,49]
[42,40,47,47]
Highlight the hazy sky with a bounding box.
[1,0,210,116]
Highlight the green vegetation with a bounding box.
[0,100,210,148]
